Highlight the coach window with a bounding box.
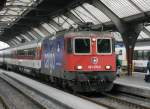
[28,48,35,56]
[67,38,73,53]
[18,50,21,56]
[133,50,138,60]
[143,51,148,60]
[148,51,150,58]
[97,39,111,53]
[74,38,90,54]
[138,50,143,60]
[33,48,36,57]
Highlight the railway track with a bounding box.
[1,69,150,109]
[0,73,49,109]
[79,92,150,109]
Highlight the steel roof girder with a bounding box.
[64,11,83,25]
[17,19,40,27]
[10,40,17,46]
[23,33,35,41]
[49,20,63,30]
[13,39,20,45]
[142,27,150,38]
[91,0,126,34]
[38,25,51,36]
[21,34,31,42]
[122,23,144,47]
[22,33,33,41]
[14,37,22,43]
[7,41,15,46]
[0,0,6,10]
[27,32,38,40]
[30,29,43,40]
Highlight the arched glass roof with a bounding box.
[0,0,150,46]
[0,0,37,26]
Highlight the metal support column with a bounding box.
[122,24,143,75]
[125,44,134,76]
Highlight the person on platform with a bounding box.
[146,56,150,75]
[116,55,121,77]
[145,56,150,82]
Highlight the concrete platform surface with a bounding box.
[114,72,150,98]
[115,72,150,90]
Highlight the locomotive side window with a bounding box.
[74,38,90,54]
[67,38,73,53]
[112,38,115,52]
[97,39,111,53]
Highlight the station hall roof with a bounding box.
[0,0,150,46]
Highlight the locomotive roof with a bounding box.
[44,30,113,40]
[64,31,113,38]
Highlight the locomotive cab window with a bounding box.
[74,38,90,54]
[97,39,111,53]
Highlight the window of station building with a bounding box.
[97,39,111,53]
[74,38,90,54]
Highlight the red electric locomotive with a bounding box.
[62,31,116,92]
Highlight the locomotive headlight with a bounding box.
[92,38,96,42]
[105,65,111,70]
[76,65,83,70]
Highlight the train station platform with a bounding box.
[114,72,150,98]
[0,69,107,109]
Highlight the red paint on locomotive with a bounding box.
[64,35,116,72]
